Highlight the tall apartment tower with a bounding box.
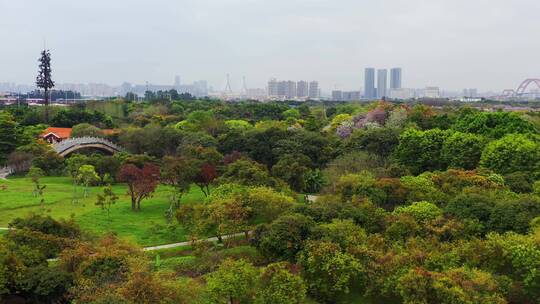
[297,81,309,98]
[364,68,376,99]
[308,81,319,99]
[390,68,402,89]
[267,78,279,97]
[377,69,388,99]
[286,81,297,99]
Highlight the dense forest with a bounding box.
[1,98,540,304]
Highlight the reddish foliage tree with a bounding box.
[194,163,218,197]
[117,163,160,211]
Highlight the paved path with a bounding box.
[143,232,246,251]
[0,227,11,230]
[45,232,247,262]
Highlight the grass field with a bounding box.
[0,176,207,246]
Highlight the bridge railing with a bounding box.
[52,137,125,154]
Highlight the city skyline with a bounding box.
[1,1,540,92]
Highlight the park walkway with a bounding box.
[43,232,247,262]
[143,232,246,251]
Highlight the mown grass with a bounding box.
[0,176,207,246]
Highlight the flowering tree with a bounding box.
[117,163,160,211]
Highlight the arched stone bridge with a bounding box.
[52,137,125,157]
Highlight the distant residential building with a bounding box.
[308,81,319,99]
[364,68,376,99]
[389,88,414,100]
[331,90,361,101]
[463,88,478,98]
[267,79,319,99]
[390,68,402,89]
[377,69,388,98]
[342,91,361,101]
[423,87,441,98]
[286,81,297,98]
[246,88,267,100]
[332,90,343,101]
[174,75,181,88]
[267,79,279,97]
[277,81,287,97]
[297,81,309,98]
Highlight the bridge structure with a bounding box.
[52,137,125,157]
[497,79,540,100]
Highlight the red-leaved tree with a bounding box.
[194,163,218,197]
[117,163,160,211]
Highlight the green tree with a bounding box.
[271,154,311,192]
[161,156,197,222]
[27,167,46,210]
[96,184,119,222]
[480,134,540,175]
[303,169,327,193]
[256,262,307,304]
[397,267,507,304]
[345,127,400,157]
[71,123,103,137]
[253,213,314,261]
[297,240,363,302]
[454,110,536,138]
[442,132,485,169]
[36,49,55,122]
[65,154,90,204]
[393,201,443,224]
[311,219,367,250]
[77,165,100,198]
[394,128,450,174]
[206,259,258,304]
[0,112,18,164]
[245,186,295,223]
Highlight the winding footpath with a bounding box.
[40,232,247,262]
[143,232,246,251]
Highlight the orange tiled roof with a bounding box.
[41,127,72,139]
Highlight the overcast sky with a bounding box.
[1,0,539,92]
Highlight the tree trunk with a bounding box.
[131,196,136,211]
[44,88,49,122]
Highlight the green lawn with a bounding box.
[0,176,207,246]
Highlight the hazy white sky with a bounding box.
[1,0,539,92]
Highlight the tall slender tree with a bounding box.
[36,49,55,122]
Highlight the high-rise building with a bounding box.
[174,75,181,88]
[308,81,319,99]
[424,87,440,98]
[390,68,402,89]
[343,91,361,101]
[297,81,309,98]
[277,81,287,97]
[332,90,343,101]
[463,88,478,98]
[286,81,297,99]
[364,68,376,99]
[268,78,279,97]
[377,69,388,98]
[389,88,413,100]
